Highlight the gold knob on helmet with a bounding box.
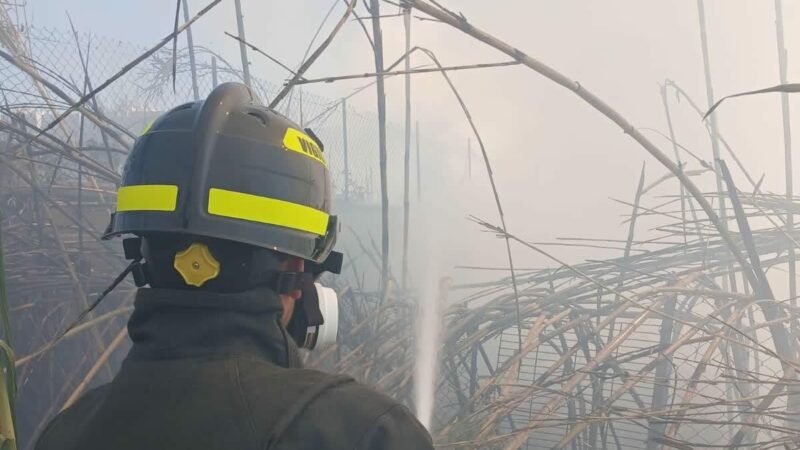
[173,243,221,287]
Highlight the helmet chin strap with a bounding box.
[283,251,343,350]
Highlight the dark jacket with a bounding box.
[34,288,433,450]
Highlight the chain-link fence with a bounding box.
[0,25,411,203]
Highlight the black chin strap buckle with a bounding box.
[123,237,148,287]
[123,237,142,260]
[131,263,148,287]
[275,272,313,295]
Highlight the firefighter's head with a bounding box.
[104,82,342,347]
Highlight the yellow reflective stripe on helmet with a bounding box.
[282,128,327,167]
[207,188,329,236]
[117,185,178,212]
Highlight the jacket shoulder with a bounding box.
[272,377,433,449]
[226,357,433,449]
[34,384,111,450]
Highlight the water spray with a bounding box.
[414,275,449,430]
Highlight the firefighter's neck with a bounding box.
[125,287,300,367]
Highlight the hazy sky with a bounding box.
[25,1,800,278]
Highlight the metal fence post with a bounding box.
[299,88,304,127]
[211,56,218,88]
[233,0,252,87]
[182,0,200,100]
[342,98,350,201]
[467,138,472,180]
[416,121,421,202]
[369,0,390,288]
[402,6,412,288]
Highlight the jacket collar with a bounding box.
[126,287,300,367]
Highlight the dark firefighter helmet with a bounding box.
[103,82,338,265]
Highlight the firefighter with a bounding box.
[34,82,433,450]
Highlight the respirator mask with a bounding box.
[278,251,343,350]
